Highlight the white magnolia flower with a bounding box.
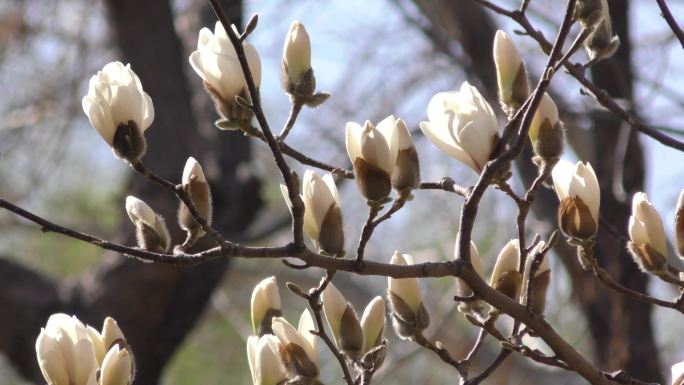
[247,335,287,385]
[82,62,154,159]
[629,192,668,257]
[100,345,132,385]
[420,82,499,173]
[360,296,385,355]
[283,21,312,85]
[189,21,261,103]
[281,170,343,254]
[35,314,98,385]
[552,159,601,239]
[493,30,528,110]
[387,251,422,314]
[250,276,282,335]
[271,311,318,377]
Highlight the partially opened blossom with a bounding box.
[125,196,170,253]
[247,335,287,385]
[552,160,600,240]
[82,61,153,162]
[420,82,499,174]
[271,311,318,379]
[189,21,261,126]
[628,192,668,273]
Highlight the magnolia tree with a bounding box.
[5,0,684,384]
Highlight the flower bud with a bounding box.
[35,314,98,385]
[100,345,133,385]
[189,22,261,128]
[281,170,344,256]
[272,311,319,379]
[529,93,564,165]
[125,196,170,253]
[573,0,608,29]
[380,118,420,197]
[420,82,500,174]
[584,17,620,62]
[251,276,282,336]
[247,335,287,385]
[490,240,522,300]
[82,62,153,162]
[360,297,385,356]
[282,21,314,99]
[321,283,363,359]
[178,157,213,239]
[676,190,684,259]
[552,160,600,240]
[628,192,668,273]
[455,241,486,316]
[387,251,429,339]
[493,30,529,115]
[346,118,399,202]
[522,242,551,315]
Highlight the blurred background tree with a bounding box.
[1,0,684,384]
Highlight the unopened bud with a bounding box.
[493,30,529,115]
[125,196,170,253]
[529,93,564,165]
[573,0,607,29]
[251,276,283,336]
[386,119,420,197]
[490,240,522,300]
[321,283,363,359]
[552,160,600,241]
[282,22,315,100]
[676,190,684,259]
[584,18,620,62]
[360,297,385,356]
[387,251,429,339]
[178,157,212,239]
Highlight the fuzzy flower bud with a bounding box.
[281,170,344,256]
[387,251,429,339]
[282,21,314,97]
[552,160,600,240]
[247,335,287,385]
[82,62,153,162]
[360,297,386,357]
[490,240,522,300]
[387,118,420,197]
[628,192,668,273]
[455,241,486,316]
[178,157,213,240]
[251,277,282,336]
[271,311,318,379]
[125,196,170,253]
[584,17,620,62]
[100,345,133,385]
[573,0,608,29]
[321,283,363,359]
[493,30,529,114]
[346,117,399,202]
[35,314,99,385]
[529,93,564,165]
[189,21,261,128]
[676,190,684,259]
[420,82,500,174]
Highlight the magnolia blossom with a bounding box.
[490,240,522,300]
[420,82,499,173]
[493,30,528,111]
[178,157,213,236]
[189,21,261,104]
[250,276,282,336]
[36,314,99,385]
[271,311,318,378]
[283,21,312,85]
[125,196,170,252]
[346,116,399,201]
[552,160,601,239]
[100,345,132,385]
[82,62,153,161]
[281,170,344,255]
[360,296,386,355]
[529,93,563,162]
[322,283,362,357]
[247,335,287,385]
[629,192,668,257]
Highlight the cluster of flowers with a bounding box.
[247,277,385,385]
[35,314,133,385]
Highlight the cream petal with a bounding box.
[303,170,336,232]
[100,346,132,385]
[244,43,262,88]
[345,122,363,163]
[279,184,293,213]
[246,336,259,385]
[419,121,478,172]
[388,251,422,313]
[628,216,649,246]
[360,296,385,354]
[86,326,106,365]
[140,92,154,131]
[72,339,97,385]
[321,283,347,343]
[197,27,214,50]
[109,84,144,127]
[298,310,318,366]
[490,240,520,286]
[82,96,115,145]
[256,335,287,385]
[551,159,574,199]
[321,173,340,206]
[455,119,494,172]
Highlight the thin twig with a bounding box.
[655,0,684,50]
[277,102,303,141]
[354,204,382,267]
[413,331,468,377]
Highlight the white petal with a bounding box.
[551,159,574,200]
[360,296,385,354]
[298,309,318,366]
[388,251,422,313]
[182,157,206,185]
[321,283,347,345]
[345,122,364,163]
[125,196,156,228]
[419,121,478,172]
[321,173,340,206]
[490,240,520,286]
